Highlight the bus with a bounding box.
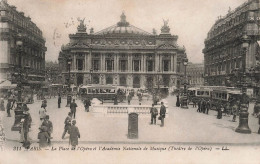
[211,89,242,108]
[79,84,117,101]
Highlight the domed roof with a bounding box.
[94,12,152,36]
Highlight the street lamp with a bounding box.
[235,33,251,134]
[66,57,72,107]
[181,57,189,109]
[11,33,24,131]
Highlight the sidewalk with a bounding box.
[1,96,260,145]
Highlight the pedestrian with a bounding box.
[202,99,206,113]
[69,120,80,149]
[206,100,210,114]
[232,101,239,122]
[41,115,53,144]
[41,99,47,111]
[192,99,197,108]
[176,94,180,107]
[70,99,78,119]
[62,112,72,139]
[6,98,13,117]
[84,98,90,112]
[37,126,50,148]
[217,104,224,119]
[150,104,158,125]
[159,102,166,127]
[20,113,30,143]
[114,94,118,105]
[197,99,201,113]
[0,98,5,111]
[58,94,61,108]
[224,102,231,116]
[39,105,46,121]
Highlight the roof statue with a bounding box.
[228,7,231,13]
[161,19,170,34]
[77,17,87,32]
[90,27,94,34]
[117,12,129,27]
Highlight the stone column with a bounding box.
[141,53,144,72]
[88,51,92,70]
[155,52,159,71]
[143,54,147,72]
[128,53,132,72]
[171,54,174,72]
[73,53,76,71]
[174,54,177,73]
[85,53,87,71]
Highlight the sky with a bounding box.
[7,0,247,63]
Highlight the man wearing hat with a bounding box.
[70,99,77,119]
[69,120,80,149]
[42,115,53,144]
[62,112,73,139]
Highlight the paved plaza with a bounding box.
[1,95,260,149]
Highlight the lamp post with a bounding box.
[235,33,251,134]
[66,57,72,107]
[11,33,24,131]
[181,57,189,109]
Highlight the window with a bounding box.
[106,60,114,71]
[133,60,140,72]
[147,60,154,72]
[163,60,170,72]
[120,60,127,72]
[93,60,100,71]
[77,59,84,70]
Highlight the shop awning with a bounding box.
[0,80,16,89]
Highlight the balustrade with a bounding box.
[91,105,168,117]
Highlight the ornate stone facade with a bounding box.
[0,0,46,88]
[203,0,260,86]
[59,13,186,90]
[186,63,204,87]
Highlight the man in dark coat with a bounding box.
[58,95,61,108]
[84,98,91,112]
[69,120,80,149]
[6,99,12,117]
[206,100,211,114]
[62,112,72,139]
[41,115,53,143]
[160,102,166,127]
[150,104,158,125]
[197,100,201,113]
[70,99,78,119]
[38,126,50,148]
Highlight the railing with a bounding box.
[90,105,168,117]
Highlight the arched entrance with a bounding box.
[162,75,170,86]
[106,76,113,84]
[146,76,153,91]
[133,76,140,88]
[77,75,83,86]
[119,76,127,86]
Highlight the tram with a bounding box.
[79,84,117,101]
